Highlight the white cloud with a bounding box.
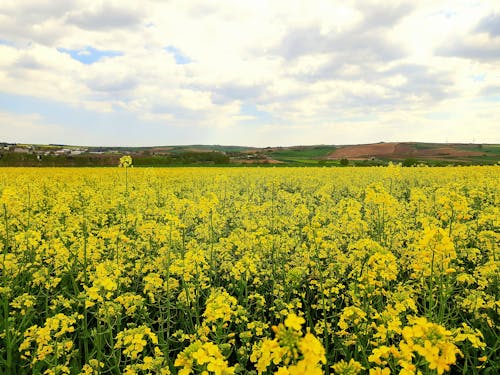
[0,111,70,144]
[0,0,499,146]
[66,1,148,31]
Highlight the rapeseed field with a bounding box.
[0,165,498,374]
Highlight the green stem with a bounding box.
[82,215,89,363]
[2,204,13,374]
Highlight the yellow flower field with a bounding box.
[0,165,498,374]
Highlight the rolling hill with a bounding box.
[0,142,498,166]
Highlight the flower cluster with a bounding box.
[19,313,80,372]
[119,155,133,168]
[0,165,497,373]
[250,313,326,374]
[114,325,159,360]
[174,340,235,375]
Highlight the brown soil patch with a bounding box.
[328,143,398,159]
[328,143,486,160]
[150,147,174,153]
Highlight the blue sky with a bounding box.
[164,46,192,65]
[57,47,123,65]
[0,0,499,146]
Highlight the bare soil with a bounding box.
[327,143,485,160]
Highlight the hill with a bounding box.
[327,142,500,163]
[0,142,498,166]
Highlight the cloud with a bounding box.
[15,53,45,70]
[273,25,406,63]
[0,0,77,20]
[479,85,500,97]
[382,63,454,102]
[65,2,147,30]
[360,1,415,29]
[0,0,76,45]
[86,74,137,93]
[210,83,265,105]
[437,8,500,62]
[476,13,500,37]
[0,0,499,146]
[0,110,68,144]
[271,1,413,63]
[440,34,500,61]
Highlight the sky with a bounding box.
[0,0,499,147]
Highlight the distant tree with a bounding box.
[402,158,417,167]
[340,158,349,166]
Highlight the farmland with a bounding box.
[0,166,498,374]
[1,142,499,167]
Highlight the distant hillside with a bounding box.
[326,142,500,164]
[0,142,498,166]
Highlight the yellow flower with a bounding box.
[331,358,364,375]
[175,340,235,375]
[369,368,391,375]
[203,288,241,325]
[119,155,133,168]
[252,338,286,373]
[115,326,158,360]
[284,313,305,331]
[300,333,326,366]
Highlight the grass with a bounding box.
[269,146,336,160]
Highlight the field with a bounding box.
[326,143,500,164]
[0,166,498,374]
[3,142,499,167]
